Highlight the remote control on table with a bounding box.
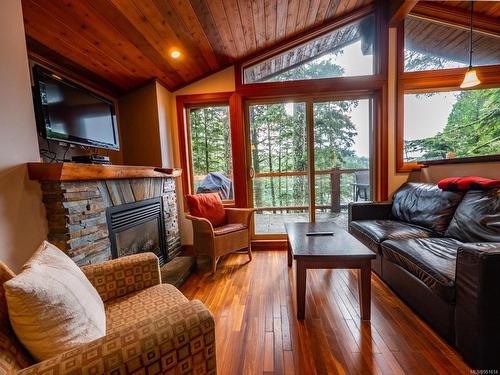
[306,231,334,236]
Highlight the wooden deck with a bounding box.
[180,251,470,375]
[255,210,349,234]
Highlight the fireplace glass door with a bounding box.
[107,197,167,266]
[115,218,161,258]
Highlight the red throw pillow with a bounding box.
[438,176,500,191]
[186,193,226,227]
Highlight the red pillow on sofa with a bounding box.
[438,176,500,191]
[186,192,226,227]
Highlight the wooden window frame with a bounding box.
[396,14,500,172]
[176,92,248,209]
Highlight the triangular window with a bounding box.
[243,15,375,84]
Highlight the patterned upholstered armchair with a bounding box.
[0,253,216,374]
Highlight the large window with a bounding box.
[397,13,500,171]
[404,15,500,72]
[187,104,234,200]
[404,88,500,163]
[247,97,373,235]
[243,15,375,84]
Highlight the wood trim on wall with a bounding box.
[399,65,500,91]
[374,0,389,200]
[237,75,386,98]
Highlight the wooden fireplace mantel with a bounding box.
[27,162,182,182]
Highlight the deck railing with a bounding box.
[254,168,369,213]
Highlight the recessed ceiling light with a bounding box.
[170,50,181,59]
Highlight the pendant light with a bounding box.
[460,0,481,88]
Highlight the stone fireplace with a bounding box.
[28,163,194,286]
[40,176,180,266]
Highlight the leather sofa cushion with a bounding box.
[391,183,464,234]
[349,220,435,254]
[381,238,462,303]
[445,189,500,242]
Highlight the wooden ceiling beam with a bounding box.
[388,0,419,27]
[411,2,500,35]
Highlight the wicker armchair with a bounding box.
[0,253,216,375]
[186,208,254,273]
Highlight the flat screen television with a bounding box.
[32,65,120,150]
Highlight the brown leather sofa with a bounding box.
[348,182,500,370]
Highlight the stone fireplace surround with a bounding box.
[40,176,179,266]
[28,163,193,285]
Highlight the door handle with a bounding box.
[249,167,255,179]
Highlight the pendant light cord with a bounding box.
[468,1,474,68]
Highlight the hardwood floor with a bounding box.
[180,251,470,375]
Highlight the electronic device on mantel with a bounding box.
[72,155,111,165]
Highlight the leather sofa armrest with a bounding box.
[454,243,500,370]
[81,252,161,302]
[17,299,216,375]
[348,201,393,222]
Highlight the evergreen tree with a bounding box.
[405,89,500,161]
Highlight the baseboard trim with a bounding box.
[251,239,287,250]
[181,241,287,253]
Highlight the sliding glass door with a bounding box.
[313,98,372,227]
[247,97,373,237]
[248,101,309,235]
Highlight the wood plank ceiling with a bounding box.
[405,14,500,68]
[22,0,373,93]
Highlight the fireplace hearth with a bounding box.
[107,197,168,265]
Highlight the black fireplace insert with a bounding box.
[106,197,167,266]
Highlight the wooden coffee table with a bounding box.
[285,222,376,320]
